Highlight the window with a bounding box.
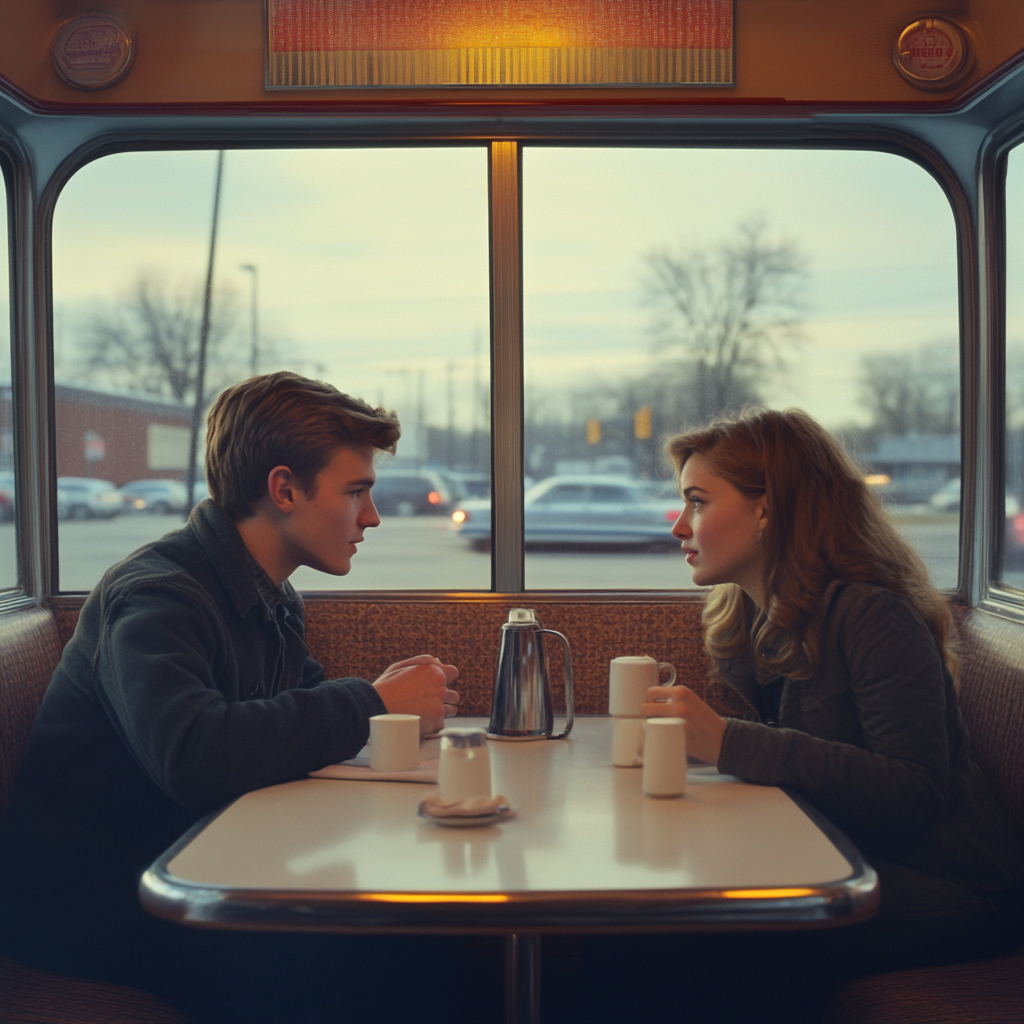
[52,148,490,592]
[1003,144,1024,589]
[520,148,961,590]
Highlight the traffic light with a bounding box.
[634,405,653,440]
[586,419,601,445]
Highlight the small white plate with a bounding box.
[417,804,516,828]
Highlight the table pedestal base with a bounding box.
[504,933,541,1024]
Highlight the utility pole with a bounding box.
[185,150,224,518]
[447,360,456,468]
[240,263,258,376]
[471,327,482,472]
[417,369,426,465]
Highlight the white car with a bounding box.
[929,478,961,512]
[56,477,123,520]
[118,479,190,514]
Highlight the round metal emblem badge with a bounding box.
[894,19,968,89]
[53,15,135,91]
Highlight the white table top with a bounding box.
[142,718,877,933]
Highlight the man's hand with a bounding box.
[373,655,460,736]
[642,684,726,766]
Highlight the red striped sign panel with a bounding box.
[267,0,734,87]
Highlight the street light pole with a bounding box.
[185,150,224,519]
[240,263,258,376]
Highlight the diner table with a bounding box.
[141,717,879,1024]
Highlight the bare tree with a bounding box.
[75,272,241,404]
[643,217,807,423]
[858,340,959,436]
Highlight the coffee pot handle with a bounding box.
[538,628,574,739]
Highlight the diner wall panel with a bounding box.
[1,0,1022,109]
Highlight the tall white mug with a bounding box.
[608,656,677,717]
[642,718,688,798]
[369,713,421,772]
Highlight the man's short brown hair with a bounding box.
[205,372,400,519]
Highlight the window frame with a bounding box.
[3,72,1024,610]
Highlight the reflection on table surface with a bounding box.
[167,718,852,894]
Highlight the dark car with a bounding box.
[372,469,453,516]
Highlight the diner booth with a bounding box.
[1,1,1024,1021]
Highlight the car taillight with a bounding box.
[665,509,681,522]
[1013,514,1024,545]
[428,491,442,504]
[451,509,468,524]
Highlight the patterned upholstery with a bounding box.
[0,605,189,1024]
[824,948,1024,1024]
[302,595,710,715]
[0,957,188,1024]
[0,605,62,819]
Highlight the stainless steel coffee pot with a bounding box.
[488,608,575,740]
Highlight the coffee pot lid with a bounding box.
[507,607,537,623]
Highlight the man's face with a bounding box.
[280,445,381,576]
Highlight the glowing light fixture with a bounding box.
[267,0,734,87]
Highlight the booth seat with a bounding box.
[3,595,1022,1023]
[0,604,188,1024]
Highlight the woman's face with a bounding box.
[672,453,768,600]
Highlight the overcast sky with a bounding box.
[3,142,1000,435]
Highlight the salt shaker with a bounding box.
[438,727,492,801]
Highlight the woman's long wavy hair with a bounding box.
[666,408,958,683]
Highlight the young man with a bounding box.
[0,372,461,1021]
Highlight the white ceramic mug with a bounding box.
[642,718,688,798]
[608,656,677,717]
[611,718,646,767]
[369,713,421,772]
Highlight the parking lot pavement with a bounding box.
[1,511,963,595]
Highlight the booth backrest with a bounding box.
[0,605,63,819]
[955,608,1024,843]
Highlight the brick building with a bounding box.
[0,383,193,485]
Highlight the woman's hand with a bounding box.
[642,685,726,766]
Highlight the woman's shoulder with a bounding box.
[828,580,921,615]
[825,580,936,651]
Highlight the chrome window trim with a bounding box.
[3,58,1024,604]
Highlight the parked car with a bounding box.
[929,477,961,512]
[0,471,13,522]
[372,469,454,516]
[118,479,189,514]
[55,477,123,520]
[451,475,683,552]
[441,470,490,502]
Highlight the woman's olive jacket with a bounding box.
[715,581,1024,891]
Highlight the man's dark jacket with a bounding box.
[0,500,386,964]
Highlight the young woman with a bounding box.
[564,408,1023,1024]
